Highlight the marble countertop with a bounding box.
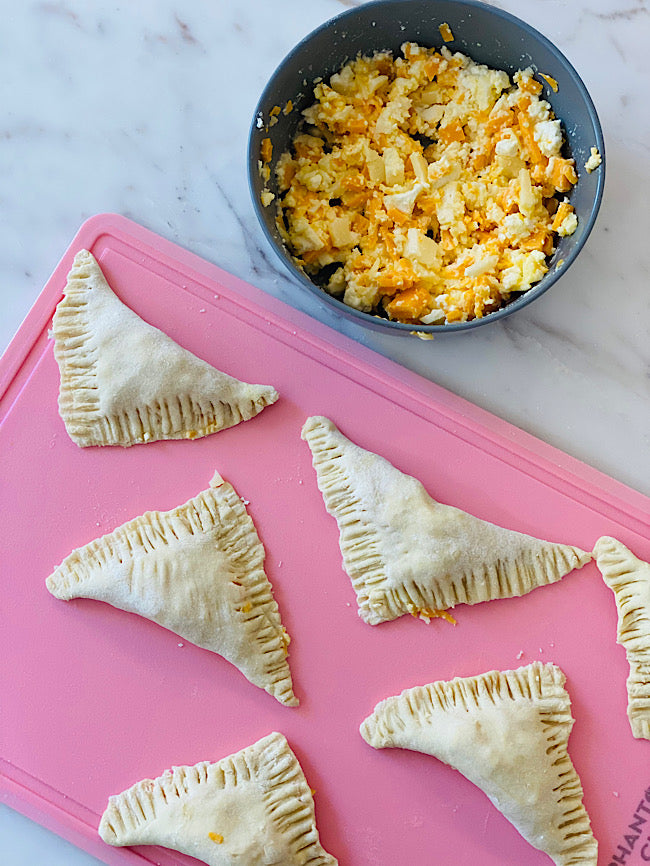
[1,0,648,863]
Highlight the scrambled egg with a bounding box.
[273,43,581,325]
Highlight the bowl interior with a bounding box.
[248,0,605,334]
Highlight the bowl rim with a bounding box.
[248,0,606,335]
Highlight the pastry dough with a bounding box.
[594,536,650,739]
[360,662,597,866]
[52,249,278,447]
[46,472,297,706]
[301,416,591,624]
[99,732,337,865]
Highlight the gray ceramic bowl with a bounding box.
[248,0,605,334]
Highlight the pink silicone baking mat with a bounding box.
[1,214,649,866]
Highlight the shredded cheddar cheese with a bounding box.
[275,43,578,324]
[438,22,454,42]
[261,137,273,164]
[410,607,458,624]
[539,72,559,92]
[208,832,224,844]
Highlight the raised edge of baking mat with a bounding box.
[1,213,648,866]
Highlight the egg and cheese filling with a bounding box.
[274,42,579,325]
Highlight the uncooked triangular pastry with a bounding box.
[52,249,278,446]
[360,662,597,866]
[594,536,650,739]
[99,732,337,865]
[46,472,297,706]
[301,416,591,624]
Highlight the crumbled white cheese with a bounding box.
[330,64,357,96]
[499,212,534,243]
[495,133,524,177]
[527,98,551,122]
[375,96,412,135]
[303,169,328,192]
[501,249,547,291]
[534,119,563,157]
[495,133,519,158]
[289,217,325,253]
[457,64,510,112]
[384,181,426,215]
[556,210,578,236]
[584,146,602,172]
[486,201,505,223]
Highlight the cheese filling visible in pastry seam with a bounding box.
[594,535,650,740]
[52,249,278,447]
[46,472,297,706]
[99,732,338,866]
[360,662,597,866]
[301,415,591,624]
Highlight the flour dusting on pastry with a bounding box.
[360,662,597,866]
[46,472,297,706]
[301,415,591,624]
[99,732,337,865]
[52,249,278,447]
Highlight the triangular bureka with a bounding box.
[360,663,597,866]
[594,536,650,740]
[301,416,591,625]
[46,472,297,706]
[99,732,338,866]
[52,249,278,447]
